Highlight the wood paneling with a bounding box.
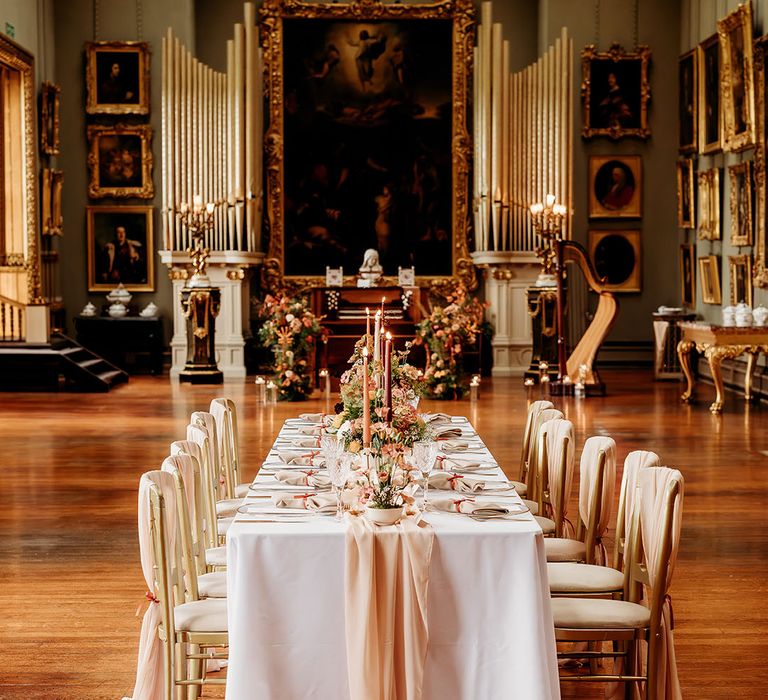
[0,370,766,697]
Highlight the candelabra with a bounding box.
[176,195,223,384]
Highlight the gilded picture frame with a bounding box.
[259,0,475,293]
[679,49,697,153]
[718,2,755,152]
[40,81,60,156]
[676,158,695,229]
[85,41,150,115]
[698,33,721,154]
[86,206,154,292]
[753,35,768,288]
[41,168,63,236]
[728,160,752,246]
[86,123,154,199]
[581,43,651,140]
[697,168,720,241]
[588,155,642,219]
[728,254,752,305]
[679,243,695,307]
[699,254,721,304]
[588,230,641,293]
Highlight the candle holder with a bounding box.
[255,375,266,404]
[469,377,480,403]
[319,368,331,401]
[266,380,278,404]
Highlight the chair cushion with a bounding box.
[205,546,227,567]
[217,516,235,535]
[544,537,586,562]
[552,597,650,629]
[174,597,228,632]
[198,571,227,598]
[510,480,528,497]
[234,482,251,498]
[522,499,539,516]
[547,562,624,593]
[216,498,242,516]
[535,515,555,535]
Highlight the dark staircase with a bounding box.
[0,333,129,392]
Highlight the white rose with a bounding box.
[284,370,294,378]
[285,313,295,323]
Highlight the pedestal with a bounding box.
[161,251,262,380]
[179,286,223,384]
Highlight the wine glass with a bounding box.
[412,440,438,511]
[329,452,354,521]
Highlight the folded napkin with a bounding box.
[429,497,509,515]
[438,439,470,452]
[434,456,488,471]
[275,469,332,489]
[271,491,337,513]
[299,412,332,424]
[284,437,321,448]
[428,472,486,492]
[295,424,323,436]
[435,427,463,439]
[425,412,453,424]
[277,451,325,467]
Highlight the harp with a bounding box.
[551,238,619,395]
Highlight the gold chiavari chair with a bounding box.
[544,436,616,564]
[535,417,575,535]
[526,407,564,505]
[142,471,228,700]
[547,450,659,598]
[210,398,251,498]
[552,467,684,698]
[516,400,555,497]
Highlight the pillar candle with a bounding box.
[362,347,371,447]
[384,332,392,421]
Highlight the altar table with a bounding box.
[225,419,560,700]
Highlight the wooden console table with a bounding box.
[677,322,768,413]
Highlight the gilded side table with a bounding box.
[677,322,768,413]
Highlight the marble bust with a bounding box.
[358,248,383,287]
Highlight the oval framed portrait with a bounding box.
[588,230,641,292]
[588,155,642,218]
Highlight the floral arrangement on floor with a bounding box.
[256,294,327,401]
[415,285,488,399]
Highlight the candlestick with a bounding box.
[373,310,381,363]
[380,295,385,317]
[366,307,371,345]
[362,347,371,447]
[319,368,330,401]
[469,379,479,403]
[255,375,266,404]
[266,380,278,404]
[384,332,392,421]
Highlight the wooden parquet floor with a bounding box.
[1,369,767,699]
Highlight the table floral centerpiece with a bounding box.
[257,294,327,401]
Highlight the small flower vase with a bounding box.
[364,504,404,526]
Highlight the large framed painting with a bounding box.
[728,254,752,305]
[679,243,695,307]
[699,254,721,305]
[718,2,755,152]
[260,0,474,292]
[85,41,150,115]
[581,43,651,139]
[86,124,154,199]
[87,206,154,292]
[588,230,641,293]
[698,34,721,154]
[588,155,642,219]
[40,81,60,156]
[679,49,697,153]
[754,35,768,288]
[697,168,720,241]
[676,158,695,229]
[728,161,753,246]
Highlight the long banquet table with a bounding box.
[226,414,560,699]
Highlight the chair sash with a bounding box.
[527,408,564,500]
[542,418,575,538]
[124,471,178,700]
[578,436,616,564]
[191,411,225,498]
[184,426,221,550]
[162,452,197,535]
[210,399,237,494]
[518,400,554,484]
[640,467,684,700]
[619,451,660,563]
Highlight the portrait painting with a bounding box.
[699,255,721,304]
[728,161,753,246]
[85,41,150,115]
[87,206,154,292]
[677,159,695,229]
[679,244,695,307]
[698,34,721,154]
[581,43,651,139]
[679,49,697,153]
[588,155,642,219]
[40,81,60,156]
[697,168,720,241]
[588,230,641,292]
[261,0,473,291]
[87,124,153,199]
[729,254,752,306]
[41,168,63,236]
[718,3,755,152]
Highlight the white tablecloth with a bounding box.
[226,418,560,700]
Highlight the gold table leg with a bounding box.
[745,352,757,401]
[704,345,747,414]
[677,339,695,402]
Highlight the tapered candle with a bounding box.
[366,307,371,345]
[362,347,371,447]
[381,296,385,317]
[373,310,381,363]
[384,332,392,422]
